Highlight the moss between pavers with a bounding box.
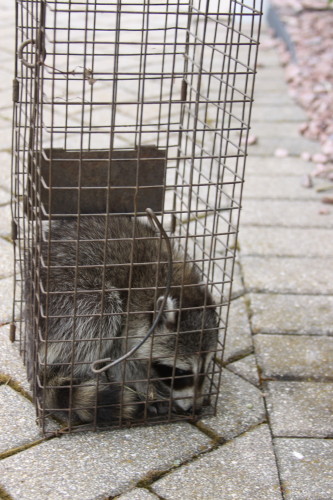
[0,375,32,402]
[0,485,13,500]
[0,438,49,461]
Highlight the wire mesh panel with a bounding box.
[12,0,263,434]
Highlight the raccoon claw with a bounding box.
[147,404,158,417]
[146,401,170,417]
[155,401,170,416]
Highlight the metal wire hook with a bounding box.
[91,208,173,374]
[18,37,46,68]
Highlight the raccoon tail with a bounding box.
[42,376,140,424]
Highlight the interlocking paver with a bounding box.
[223,297,252,362]
[0,122,12,150]
[0,186,11,206]
[0,152,12,177]
[0,277,13,323]
[227,354,260,387]
[254,334,333,381]
[230,262,245,298]
[199,369,266,441]
[252,103,306,122]
[0,238,13,278]
[0,92,13,129]
[249,293,333,335]
[243,175,320,200]
[253,91,297,106]
[274,438,333,500]
[0,424,212,500]
[116,489,159,500]
[241,199,333,228]
[242,256,333,294]
[266,381,333,438]
[151,425,282,500]
[253,122,307,140]
[0,385,42,454]
[0,204,11,237]
[247,135,320,156]
[254,64,286,81]
[0,325,31,394]
[245,155,312,176]
[240,227,333,257]
[257,46,280,68]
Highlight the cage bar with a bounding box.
[12,0,263,434]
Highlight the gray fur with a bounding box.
[26,216,218,425]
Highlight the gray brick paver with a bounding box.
[252,122,306,139]
[253,91,297,106]
[0,238,14,279]
[0,152,11,191]
[245,155,313,176]
[243,175,322,200]
[247,135,320,156]
[266,381,333,438]
[227,354,260,387]
[0,204,11,237]
[223,296,253,362]
[151,425,282,500]
[254,334,333,381]
[0,424,212,500]
[242,256,333,294]
[250,293,333,335]
[0,277,14,323]
[252,103,306,122]
[241,199,333,228]
[0,324,32,393]
[0,385,42,454]
[257,46,280,68]
[240,227,333,257]
[274,439,333,500]
[116,489,159,499]
[199,369,266,441]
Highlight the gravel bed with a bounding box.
[269,0,333,199]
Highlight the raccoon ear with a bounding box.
[156,296,177,325]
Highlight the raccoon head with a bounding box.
[148,293,219,415]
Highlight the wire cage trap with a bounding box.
[11,0,263,434]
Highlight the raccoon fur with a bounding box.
[26,216,218,425]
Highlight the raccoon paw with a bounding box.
[91,384,140,424]
[146,400,171,417]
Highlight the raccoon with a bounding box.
[26,215,218,425]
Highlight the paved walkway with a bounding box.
[0,3,333,499]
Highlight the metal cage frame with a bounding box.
[11,0,263,434]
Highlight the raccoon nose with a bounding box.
[185,402,203,415]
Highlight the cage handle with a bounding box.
[91,208,173,374]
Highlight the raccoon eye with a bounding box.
[153,363,173,381]
[153,363,194,389]
[174,368,192,377]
